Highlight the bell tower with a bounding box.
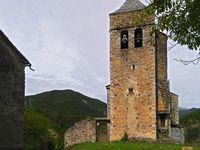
[107,0,157,141]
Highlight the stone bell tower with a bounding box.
[107,0,158,141]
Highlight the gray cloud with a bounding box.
[0,0,199,107]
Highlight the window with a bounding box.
[128,88,133,95]
[160,115,166,127]
[121,30,128,49]
[135,28,143,48]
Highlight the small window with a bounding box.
[128,88,133,95]
[160,115,166,127]
[135,28,143,48]
[121,30,128,49]
[132,65,135,69]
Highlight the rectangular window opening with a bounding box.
[129,88,134,95]
[160,115,166,127]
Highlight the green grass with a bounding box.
[69,142,200,150]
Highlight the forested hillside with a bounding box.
[180,109,200,144]
[25,90,107,129]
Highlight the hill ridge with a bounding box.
[25,89,107,129]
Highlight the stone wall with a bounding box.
[0,34,27,149]
[157,33,170,113]
[109,10,157,141]
[109,11,154,30]
[156,33,171,138]
[64,119,96,148]
[171,127,184,144]
[170,93,179,124]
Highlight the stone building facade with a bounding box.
[107,0,184,143]
[0,30,30,149]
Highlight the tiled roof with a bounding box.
[111,0,146,14]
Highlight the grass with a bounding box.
[68,142,200,150]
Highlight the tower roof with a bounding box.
[111,0,146,14]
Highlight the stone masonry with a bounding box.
[108,3,156,141]
[107,0,183,142]
[171,93,179,124]
[0,30,30,150]
[64,119,96,148]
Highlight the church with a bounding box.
[106,0,184,143]
[64,0,184,148]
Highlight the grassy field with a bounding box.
[69,142,200,150]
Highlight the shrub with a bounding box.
[121,132,129,142]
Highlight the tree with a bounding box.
[146,0,200,50]
[24,109,62,150]
[142,0,200,64]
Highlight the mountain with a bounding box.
[179,107,200,119]
[180,108,200,144]
[25,89,107,129]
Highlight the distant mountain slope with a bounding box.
[179,108,200,119]
[180,109,200,143]
[25,90,107,129]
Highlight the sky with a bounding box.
[0,0,199,108]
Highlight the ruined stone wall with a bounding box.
[109,11,156,141]
[0,38,25,149]
[64,119,96,148]
[170,93,179,124]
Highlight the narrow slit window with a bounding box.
[121,30,128,49]
[135,28,143,48]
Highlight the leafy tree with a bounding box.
[145,0,200,50]
[24,109,63,150]
[180,109,200,143]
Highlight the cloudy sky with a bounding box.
[0,0,199,108]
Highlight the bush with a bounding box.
[121,132,129,142]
